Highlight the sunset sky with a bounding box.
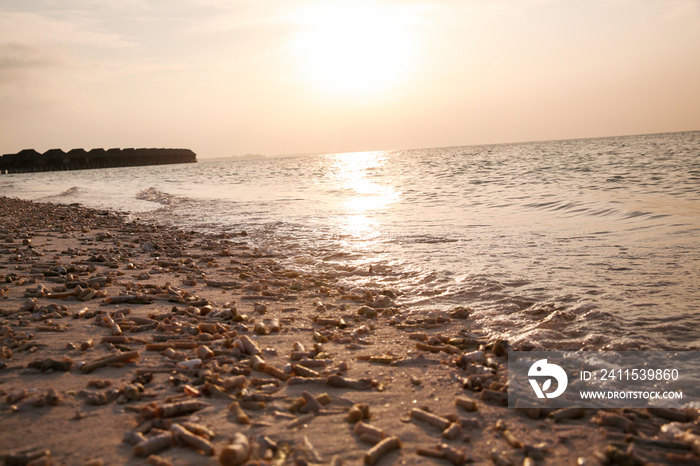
[1,0,699,158]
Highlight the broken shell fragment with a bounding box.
[442,422,462,440]
[364,436,401,465]
[327,375,373,390]
[176,358,202,371]
[228,401,251,424]
[80,339,94,351]
[154,400,207,418]
[297,358,329,368]
[439,444,469,466]
[455,396,478,412]
[262,364,288,381]
[250,354,266,371]
[254,322,269,335]
[222,375,247,389]
[163,348,185,360]
[123,431,148,446]
[198,323,217,334]
[460,351,486,365]
[196,345,214,360]
[81,351,140,374]
[238,335,261,355]
[180,422,215,440]
[300,391,323,413]
[358,433,384,445]
[170,423,215,456]
[501,429,524,449]
[219,432,251,466]
[407,332,428,341]
[293,364,321,378]
[134,433,174,457]
[409,408,451,430]
[268,319,280,332]
[348,403,370,423]
[354,421,385,439]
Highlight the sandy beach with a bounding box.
[1,197,699,466]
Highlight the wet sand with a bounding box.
[0,197,698,466]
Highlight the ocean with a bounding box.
[2,131,699,351]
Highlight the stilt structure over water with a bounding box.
[0,148,197,174]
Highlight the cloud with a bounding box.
[0,42,67,85]
[0,11,135,49]
[181,1,295,35]
[0,42,64,70]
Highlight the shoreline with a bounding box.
[0,197,698,465]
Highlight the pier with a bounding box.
[0,148,197,174]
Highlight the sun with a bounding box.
[286,1,419,99]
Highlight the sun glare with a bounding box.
[328,150,399,238]
[287,1,418,99]
[331,150,399,211]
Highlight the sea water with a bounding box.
[2,131,699,351]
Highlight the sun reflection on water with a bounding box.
[328,150,399,238]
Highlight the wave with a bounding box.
[47,186,81,197]
[135,187,188,206]
[522,199,673,222]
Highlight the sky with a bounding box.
[1,0,699,158]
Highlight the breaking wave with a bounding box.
[135,187,187,206]
[47,186,81,197]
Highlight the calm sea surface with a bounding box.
[2,131,699,350]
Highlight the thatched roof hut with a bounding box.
[44,149,66,158]
[0,147,196,173]
[67,148,88,157]
[16,149,43,159]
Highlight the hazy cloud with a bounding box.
[0,11,135,49]
[0,42,64,72]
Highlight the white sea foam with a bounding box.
[47,186,81,197]
[135,187,185,206]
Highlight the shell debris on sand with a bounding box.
[0,196,697,465]
[364,436,401,465]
